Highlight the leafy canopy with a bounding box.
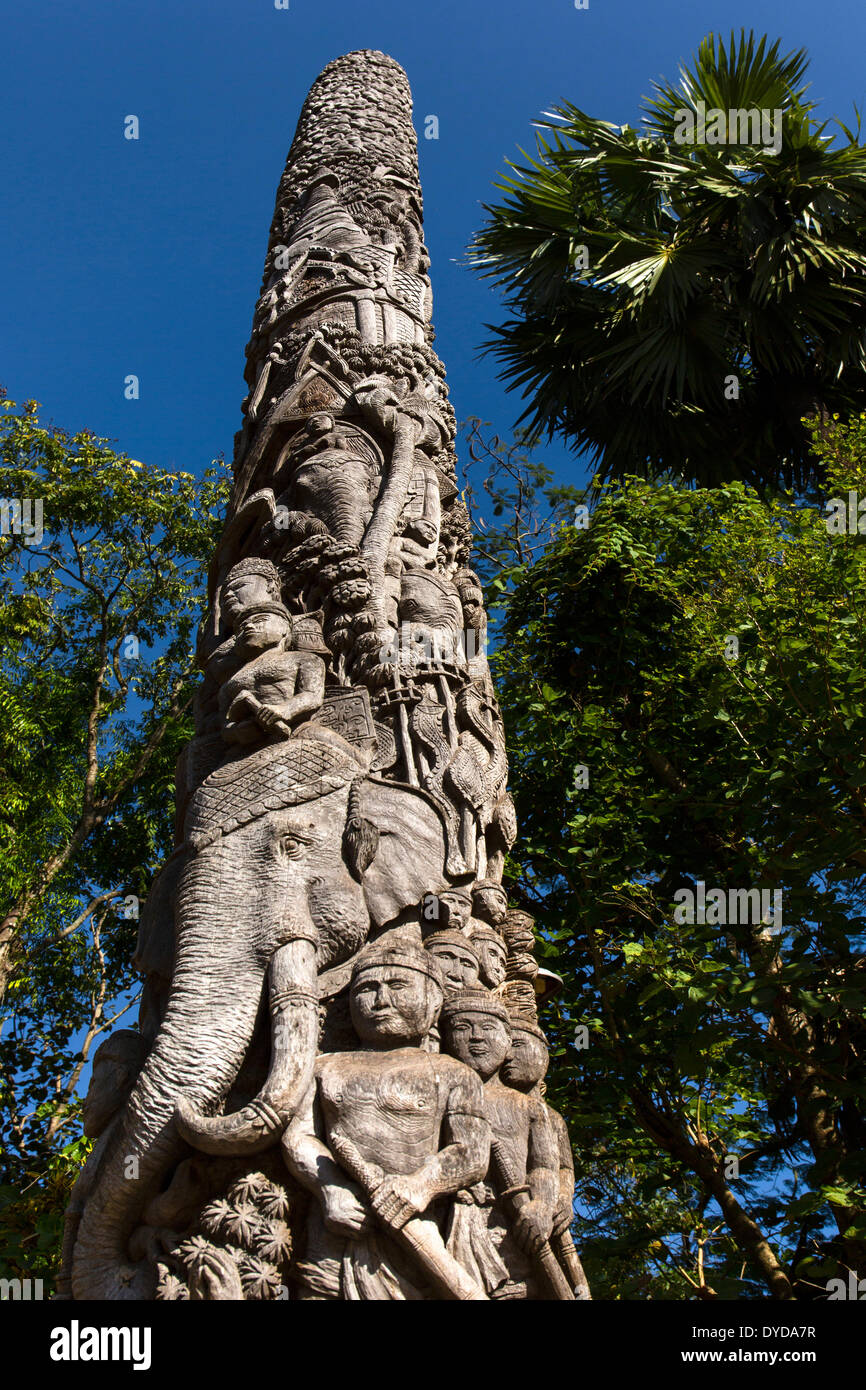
[471,32,866,490]
[481,413,866,1297]
[0,395,228,1284]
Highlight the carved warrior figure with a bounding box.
[501,1019,592,1300]
[470,925,508,990]
[424,929,481,994]
[439,990,574,1300]
[218,604,325,744]
[63,48,585,1301]
[283,941,489,1299]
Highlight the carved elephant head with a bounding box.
[69,725,449,1300]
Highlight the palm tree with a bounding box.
[471,32,866,490]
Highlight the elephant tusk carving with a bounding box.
[175,937,319,1156]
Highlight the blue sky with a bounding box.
[5,0,866,494]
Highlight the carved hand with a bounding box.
[256,704,292,733]
[226,692,260,721]
[512,1198,553,1256]
[321,1181,375,1240]
[370,1171,433,1230]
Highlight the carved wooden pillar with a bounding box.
[64,50,588,1303]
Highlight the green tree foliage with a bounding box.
[472,415,866,1298]
[470,32,866,490]
[0,396,228,1283]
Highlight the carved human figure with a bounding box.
[454,567,489,678]
[221,557,283,626]
[501,1019,591,1300]
[472,880,508,932]
[193,559,286,733]
[433,887,473,933]
[281,940,490,1300]
[469,926,507,990]
[440,989,564,1299]
[396,462,441,569]
[219,604,325,744]
[193,559,285,736]
[424,929,481,994]
[502,906,539,1020]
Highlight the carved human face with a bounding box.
[476,936,507,989]
[473,886,508,928]
[437,892,471,932]
[223,574,277,621]
[236,611,291,652]
[350,965,441,1048]
[501,1031,548,1091]
[444,1011,511,1080]
[426,941,479,992]
[461,587,484,628]
[307,412,336,437]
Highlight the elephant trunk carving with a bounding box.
[175,935,319,1155]
[172,780,411,1155]
[69,734,374,1299]
[70,877,268,1299]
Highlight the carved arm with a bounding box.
[281,1084,373,1239]
[525,1099,559,1219]
[259,652,325,730]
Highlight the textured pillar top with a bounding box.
[261,50,423,293]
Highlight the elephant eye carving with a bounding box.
[279,833,307,858]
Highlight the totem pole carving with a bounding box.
[63,48,587,1302]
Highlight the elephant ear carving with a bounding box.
[343,778,380,880]
[355,777,450,930]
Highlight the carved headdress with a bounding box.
[440,987,511,1025]
[351,937,445,987]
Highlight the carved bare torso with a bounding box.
[220,647,325,742]
[481,1078,536,1186]
[317,1048,469,1176]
